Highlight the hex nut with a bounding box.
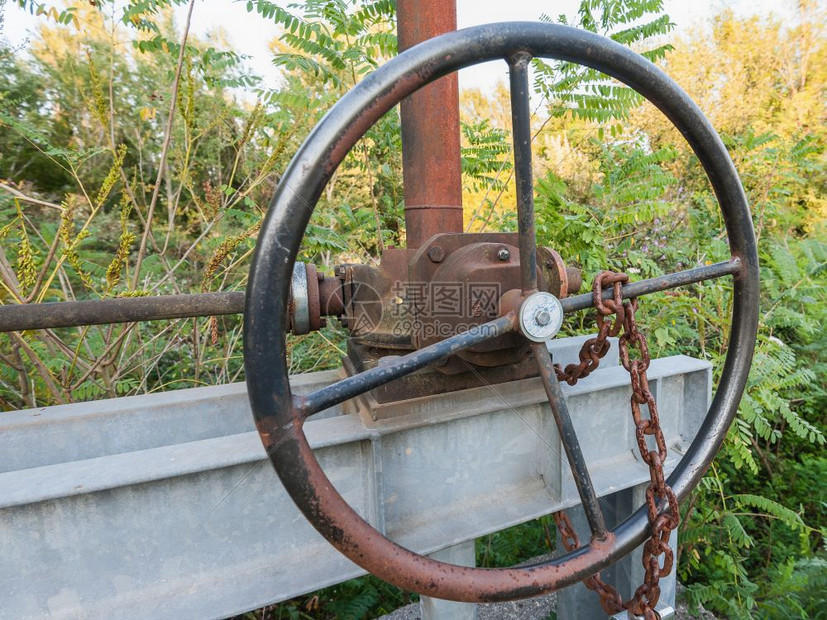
[428,245,446,263]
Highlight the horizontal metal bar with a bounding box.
[560,259,740,314]
[0,260,739,333]
[297,315,515,417]
[0,292,245,333]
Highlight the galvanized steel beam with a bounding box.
[0,337,710,618]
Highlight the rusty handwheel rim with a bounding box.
[244,22,759,602]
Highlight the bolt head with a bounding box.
[518,291,564,342]
[427,245,445,263]
[497,247,511,261]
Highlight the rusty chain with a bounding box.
[552,271,680,620]
[552,272,626,385]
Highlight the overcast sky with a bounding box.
[2,0,798,93]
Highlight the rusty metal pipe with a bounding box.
[297,314,516,418]
[0,292,245,333]
[0,261,737,333]
[397,0,463,248]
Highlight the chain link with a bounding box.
[553,271,679,620]
[553,271,626,385]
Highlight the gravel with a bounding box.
[377,584,717,620]
[377,593,556,620]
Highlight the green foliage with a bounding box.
[322,575,413,619]
[758,558,827,620]
[15,0,78,26]
[476,515,556,568]
[534,0,674,130]
[249,0,396,86]
[228,573,415,620]
[0,1,300,403]
[671,128,825,617]
[248,0,403,257]
[535,139,676,274]
[460,119,512,193]
[122,0,190,33]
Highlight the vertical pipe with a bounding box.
[397,0,463,249]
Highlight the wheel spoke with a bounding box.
[561,259,742,314]
[532,342,608,540]
[508,53,538,294]
[296,315,516,418]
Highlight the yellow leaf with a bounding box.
[140,106,157,121]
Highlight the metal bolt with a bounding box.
[519,291,564,342]
[497,247,510,261]
[427,245,445,263]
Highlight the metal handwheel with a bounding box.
[243,22,759,603]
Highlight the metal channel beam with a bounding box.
[0,336,711,619]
